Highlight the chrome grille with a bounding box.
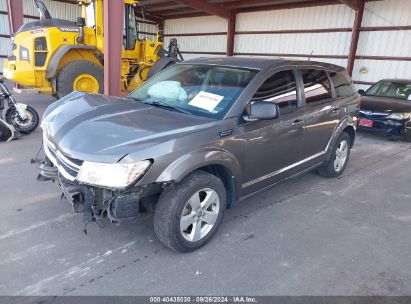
[43,136,83,181]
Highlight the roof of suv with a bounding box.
[183,56,346,71]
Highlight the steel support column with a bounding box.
[347,2,364,76]
[6,0,23,87]
[227,13,236,56]
[6,0,24,33]
[103,0,124,96]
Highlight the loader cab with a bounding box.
[79,0,141,51]
[124,3,138,50]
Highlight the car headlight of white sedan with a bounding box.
[386,112,411,120]
[77,160,151,189]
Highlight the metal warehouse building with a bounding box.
[1,0,410,92]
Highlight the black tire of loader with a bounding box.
[56,60,104,98]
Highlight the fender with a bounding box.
[45,45,99,79]
[156,148,242,199]
[325,115,357,160]
[5,106,27,122]
[14,103,28,119]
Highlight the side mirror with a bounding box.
[76,17,86,27]
[248,100,279,120]
[358,89,366,96]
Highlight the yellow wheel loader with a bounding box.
[3,0,182,97]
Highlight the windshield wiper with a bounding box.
[147,101,191,115]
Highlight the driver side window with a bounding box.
[252,70,298,115]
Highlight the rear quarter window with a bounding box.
[328,71,355,98]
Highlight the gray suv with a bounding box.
[38,57,359,252]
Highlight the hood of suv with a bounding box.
[42,92,215,162]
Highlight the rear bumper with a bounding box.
[358,115,411,138]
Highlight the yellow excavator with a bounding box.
[3,0,182,97]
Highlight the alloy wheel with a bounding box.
[334,139,348,172]
[180,188,220,242]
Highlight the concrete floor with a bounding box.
[1,90,411,296]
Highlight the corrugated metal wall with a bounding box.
[137,18,158,40]
[235,4,353,68]
[0,0,10,73]
[163,0,410,90]
[164,16,228,60]
[354,0,411,89]
[23,0,80,21]
[2,0,409,86]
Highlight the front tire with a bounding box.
[5,105,39,134]
[318,132,352,178]
[154,171,226,252]
[56,60,104,98]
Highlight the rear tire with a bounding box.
[153,171,226,252]
[56,60,104,98]
[318,132,352,178]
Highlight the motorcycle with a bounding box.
[0,78,39,135]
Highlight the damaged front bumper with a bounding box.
[37,157,161,228]
[35,137,162,230]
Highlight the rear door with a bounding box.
[297,69,342,158]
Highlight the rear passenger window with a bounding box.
[301,69,332,105]
[328,71,355,98]
[252,70,298,115]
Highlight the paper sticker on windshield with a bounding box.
[188,91,224,111]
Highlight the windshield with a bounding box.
[128,64,258,119]
[85,1,96,28]
[366,81,411,101]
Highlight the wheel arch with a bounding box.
[155,149,242,207]
[342,125,356,147]
[196,164,236,208]
[325,116,357,159]
[46,45,100,79]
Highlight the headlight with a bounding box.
[77,160,151,189]
[386,113,411,120]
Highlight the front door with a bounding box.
[241,69,305,196]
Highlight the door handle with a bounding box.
[292,119,304,126]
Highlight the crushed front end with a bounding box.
[37,135,159,231]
